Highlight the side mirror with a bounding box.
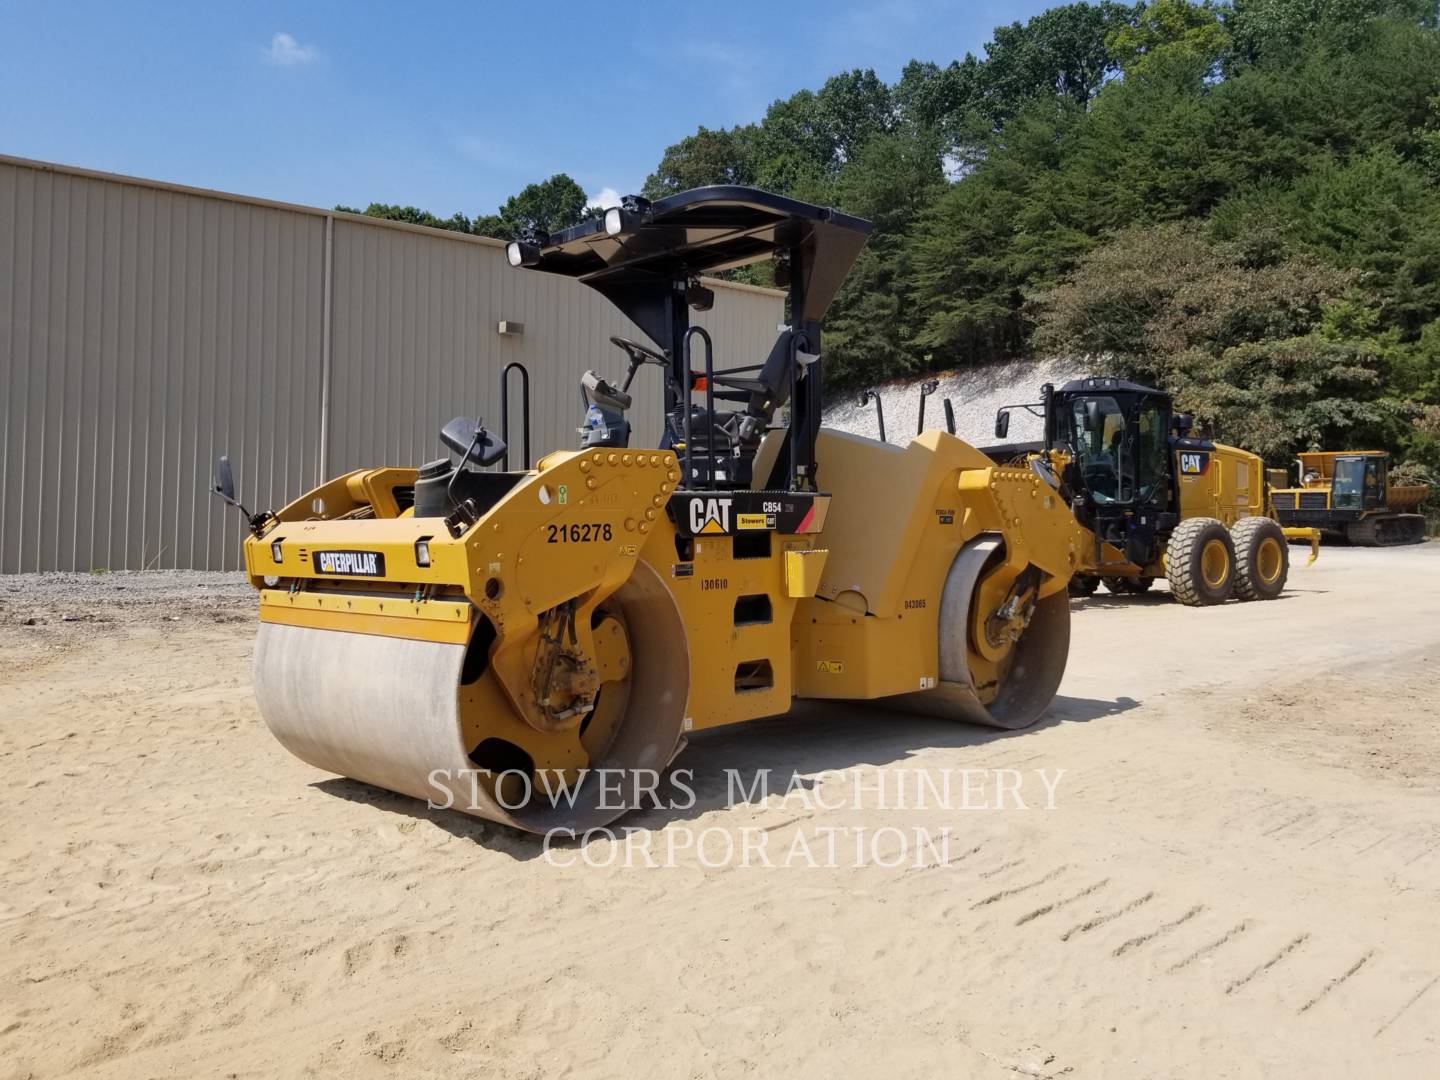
[686,280,715,312]
[214,455,237,504]
[210,453,270,534]
[994,410,1010,440]
[441,416,508,468]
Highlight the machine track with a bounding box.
[1346,514,1426,547]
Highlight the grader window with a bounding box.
[1062,395,1126,503]
[1135,404,1168,502]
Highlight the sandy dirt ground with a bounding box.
[2,545,1439,1079]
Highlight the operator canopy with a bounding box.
[506,185,873,348]
[507,185,874,493]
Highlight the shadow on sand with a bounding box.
[1074,591,1303,610]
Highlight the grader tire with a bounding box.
[1165,518,1235,607]
[1069,575,1100,597]
[1232,517,1289,601]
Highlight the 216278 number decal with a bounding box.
[546,522,613,543]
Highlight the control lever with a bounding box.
[582,369,632,411]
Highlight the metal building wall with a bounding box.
[0,156,784,572]
[325,217,782,474]
[0,158,327,573]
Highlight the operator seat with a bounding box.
[670,329,799,489]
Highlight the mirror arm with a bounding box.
[209,486,276,538]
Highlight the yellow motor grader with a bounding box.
[216,186,1086,834]
[993,378,1317,605]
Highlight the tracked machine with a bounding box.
[1270,451,1428,546]
[220,187,1085,834]
[993,378,1318,605]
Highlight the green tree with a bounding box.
[616,0,1440,479]
[1107,0,1230,76]
[894,57,984,144]
[1287,149,1440,336]
[642,125,757,199]
[1225,0,1437,67]
[335,203,473,234]
[473,173,593,240]
[748,70,896,201]
[1034,222,1350,374]
[823,132,948,385]
[1031,222,1408,456]
[980,2,1138,124]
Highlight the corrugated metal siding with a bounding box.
[326,218,783,472]
[1,160,325,572]
[0,156,784,571]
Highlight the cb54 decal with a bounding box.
[668,492,824,537]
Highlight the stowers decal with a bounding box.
[667,492,830,537]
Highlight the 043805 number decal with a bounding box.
[546,522,614,543]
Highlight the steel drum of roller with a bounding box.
[254,561,690,834]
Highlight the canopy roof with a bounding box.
[519,186,873,327]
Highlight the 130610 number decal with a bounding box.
[546,522,613,543]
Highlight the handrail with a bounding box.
[917,379,939,435]
[683,326,716,489]
[499,362,531,470]
[943,398,956,435]
[788,332,813,490]
[860,388,886,444]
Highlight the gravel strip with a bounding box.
[1,570,251,630]
[824,358,1082,447]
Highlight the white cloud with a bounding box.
[263,32,318,67]
[586,187,623,211]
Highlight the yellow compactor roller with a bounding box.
[217,187,1085,833]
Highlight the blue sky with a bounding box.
[0,0,1052,216]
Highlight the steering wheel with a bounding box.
[610,335,668,368]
